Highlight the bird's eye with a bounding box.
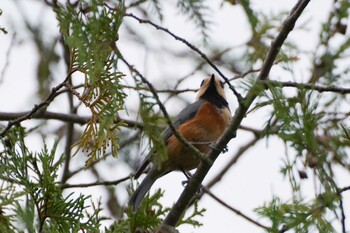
[200,80,204,86]
[220,81,224,88]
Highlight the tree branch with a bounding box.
[119,54,212,166]
[0,69,77,138]
[205,136,260,189]
[262,80,350,94]
[61,41,75,184]
[205,120,279,189]
[202,187,270,230]
[158,0,311,230]
[340,185,350,193]
[61,175,130,189]
[0,33,16,84]
[0,111,144,129]
[123,12,243,101]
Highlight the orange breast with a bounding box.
[164,101,231,171]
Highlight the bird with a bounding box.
[129,74,231,211]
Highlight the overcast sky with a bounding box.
[1,0,349,232]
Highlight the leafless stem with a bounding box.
[205,136,260,189]
[159,0,311,230]
[203,187,270,230]
[0,33,16,84]
[123,12,243,101]
[119,55,212,166]
[0,111,143,129]
[62,175,130,189]
[0,69,77,138]
[340,186,350,193]
[263,80,350,94]
[68,130,141,178]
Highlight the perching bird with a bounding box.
[129,74,231,211]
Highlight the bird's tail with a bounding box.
[129,173,156,212]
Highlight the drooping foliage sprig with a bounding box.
[55,0,127,165]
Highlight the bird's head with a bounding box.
[196,74,228,108]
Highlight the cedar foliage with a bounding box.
[0,0,350,232]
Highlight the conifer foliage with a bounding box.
[1,0,350,232]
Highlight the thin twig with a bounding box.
[202,187,270,230]
[230,59,283,81]
[0,69,77,137]
[122,84,198,94]
[230,68,261,81]
[198,120,278,198]
[54,84,85,96]
[127,0,147,8]
[0,33,16,84]
[338,193,346,233]
[339,186,350,193]
[123,12,243,101]
[337,185,350,233]
[61,45,75,184]
[0,111,144,129]
[262,80,350,94]
[62,175,130,189]
[68,130,141,178]
[119,55,212,166]
[124,13,224,78]
[205,136,260,189]
[159,0,311,230]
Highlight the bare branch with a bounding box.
[230,59,283,81]
[0,111,89,125]
[159,0,311,230]
[340,186,350,193]
[263,80,350,94]
[0,111,143,129]
[61,175,130,189]
[123,12,243,101]
[0,33,16,84]
[205,120,278,191]
[119,55,212,166]
[203,187,270,230]
[205,136,260,188]
[127,0,147,8]
[0,69,77,137]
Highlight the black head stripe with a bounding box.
[200,77,228,108]
[210,75,216,85]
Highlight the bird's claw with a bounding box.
[221,146,228,153]
[209,144,228,153]
[181,180,203,195]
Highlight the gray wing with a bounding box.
[160,99,205,141]
[134,99,205,178]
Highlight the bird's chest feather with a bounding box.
[165,101,231,170]
[189,102,231,139]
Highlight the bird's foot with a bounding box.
[181,180,203,196]
[209,143,228,153]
